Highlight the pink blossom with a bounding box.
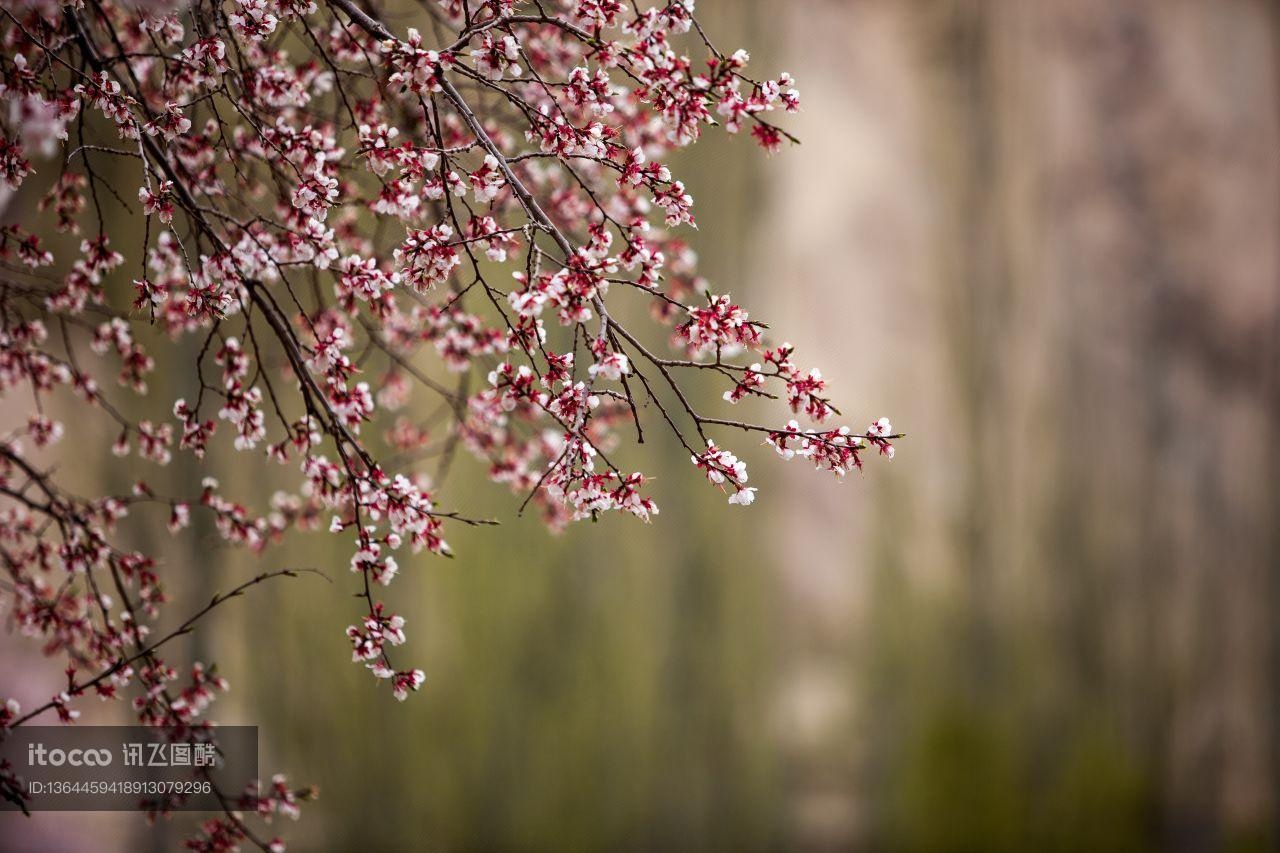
[0,4,891,846]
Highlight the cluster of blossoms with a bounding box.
[0,0,895,846]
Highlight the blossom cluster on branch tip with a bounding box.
[0,0,894,846]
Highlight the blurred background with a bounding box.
[4,0,1280,850]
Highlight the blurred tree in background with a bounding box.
[762,1,1280,851]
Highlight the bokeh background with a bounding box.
[4,0,1280,850]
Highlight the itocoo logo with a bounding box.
[27,743,113,767]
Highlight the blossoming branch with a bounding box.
[0,0,896,846]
